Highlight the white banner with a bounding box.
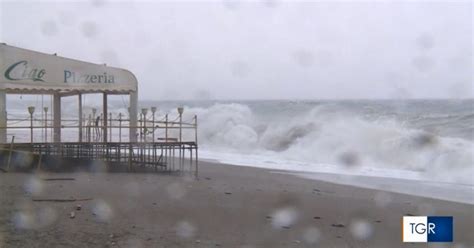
[0,44,137,93]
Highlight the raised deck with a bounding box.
[6,141,197,174]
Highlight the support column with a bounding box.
[53,93,61,143]
[0,90,6,144]
[78,93,83,142]
[103,93,108,143]
[129,91,138,142]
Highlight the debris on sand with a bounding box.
[33,198,92,202]
[70,211,75,219]
[331,223,345,228]
[42,178,75,181]
[76,205,82,211]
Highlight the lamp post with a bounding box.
[92,108,97,141]
[43,107,48,143]
[165,114,168,142]
[177,107,184,172]
[28,106,35,144]
[151,107,157,142]
[177,107,183,142]
[118,113,122,143]
[141,108,148,142]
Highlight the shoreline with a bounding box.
[199,156,474,205]
[1,160,473,247]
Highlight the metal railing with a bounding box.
[4,107,197,143]
[1,107,199,176]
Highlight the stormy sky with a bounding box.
[0,0,472,100]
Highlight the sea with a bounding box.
[7,98,474,203]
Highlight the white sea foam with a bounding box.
[182,102,473,203]
[186,103,473,181]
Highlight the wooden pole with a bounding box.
[179,111,183,171]
[53,94,61,143]
[129,91,138,143]
[118,113,122,143]
[109,112,112,142]
[165,114,168,142]
[7,136,14,171]
[44,107,48,143]
[152,110,155,142]
[0,90,6,144]
[87,114,92,142]
[37,154,42,171]
[195,115,198,178]
[103,93,108,143]
[29,110,34,144]
[78,93,83,142]
[143,110,147,143]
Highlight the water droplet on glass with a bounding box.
[412,56,435,72]
[417,203,435,215]
[230,61,250,78]
[92,199,113,222]
[338,151,360,168]
[271,207,299,229]
[100,49,119,66]
[58,11,75,26]
[166,182,186,200]
[349,219,373,240]
[374,191,392,208]
[91,0,107,7]
[124,181,140,196]
[41,20,58,36]
[416,33,435,50]
[24,176,43,195]
[88,160,106,173]
[176,221,195,239]
[293,49,314,67]
[302,226,321,244]
[12,211,34,229]
[223,0,240,10]
[37,206,57,227]
[263,0,278,8]
[11,206,55,229]
[411,132,437,149]
[14,153,34,169]
[81,21,98,38]
[125,237,144,248]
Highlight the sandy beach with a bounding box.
[0,161,473,248]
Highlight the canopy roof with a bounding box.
[0,44,137,94]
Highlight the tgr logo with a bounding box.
[402,216,453,242]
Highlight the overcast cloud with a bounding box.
[0,0,472,100]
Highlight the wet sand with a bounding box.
[0,161,473,247]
